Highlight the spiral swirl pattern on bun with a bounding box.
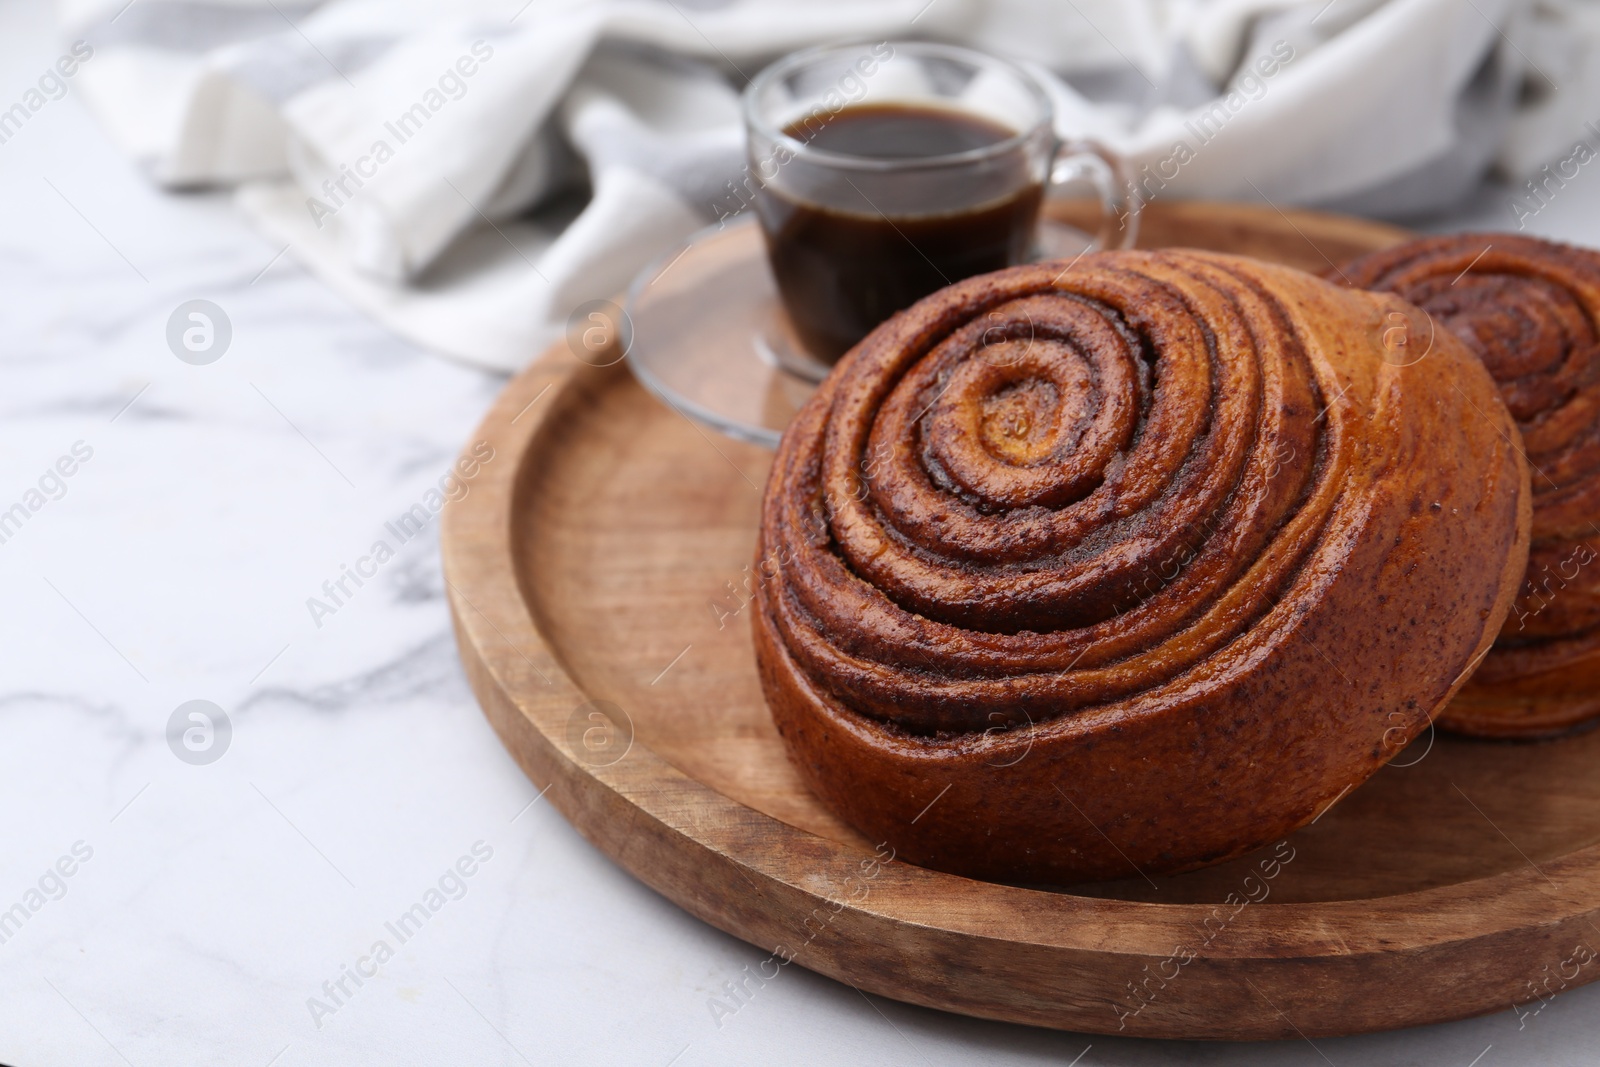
[753,250,1529,884]
[1343,234,1600,738]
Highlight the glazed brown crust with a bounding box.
[1341,234,1600,737]
[752,250,1530,884]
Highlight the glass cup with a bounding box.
[743,40,1139,373]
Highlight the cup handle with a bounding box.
[1049,140,1139,251]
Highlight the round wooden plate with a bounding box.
[443,202,1600,1041]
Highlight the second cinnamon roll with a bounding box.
[1342,234,1600,738]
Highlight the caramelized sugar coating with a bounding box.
[753,250,1529,884]
[1344,234,1600,738]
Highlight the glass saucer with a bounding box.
[624,216,819,449]
[624,214,1095,449]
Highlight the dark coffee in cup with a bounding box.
[743,41,1137,377]
[754,104,1043,363]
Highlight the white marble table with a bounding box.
[5,4,1600,1065]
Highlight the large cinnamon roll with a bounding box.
[752,250,1530,884]
[1342,234,1600,738]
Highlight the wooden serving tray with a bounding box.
[443,202,1600,1040]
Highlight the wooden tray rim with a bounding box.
[443,208,1600,1040]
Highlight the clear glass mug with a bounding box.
[743,40,1139,370]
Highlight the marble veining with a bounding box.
[5,3,1600,1065]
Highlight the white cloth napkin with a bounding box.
[60,0,1600,371]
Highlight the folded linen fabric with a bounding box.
[59,0,1600,370]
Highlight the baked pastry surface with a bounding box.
[752,249,1529,883]
[1343,234,1600,738]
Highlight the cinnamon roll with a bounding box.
[752,250,1529,884]
[1342,233,1600,738]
